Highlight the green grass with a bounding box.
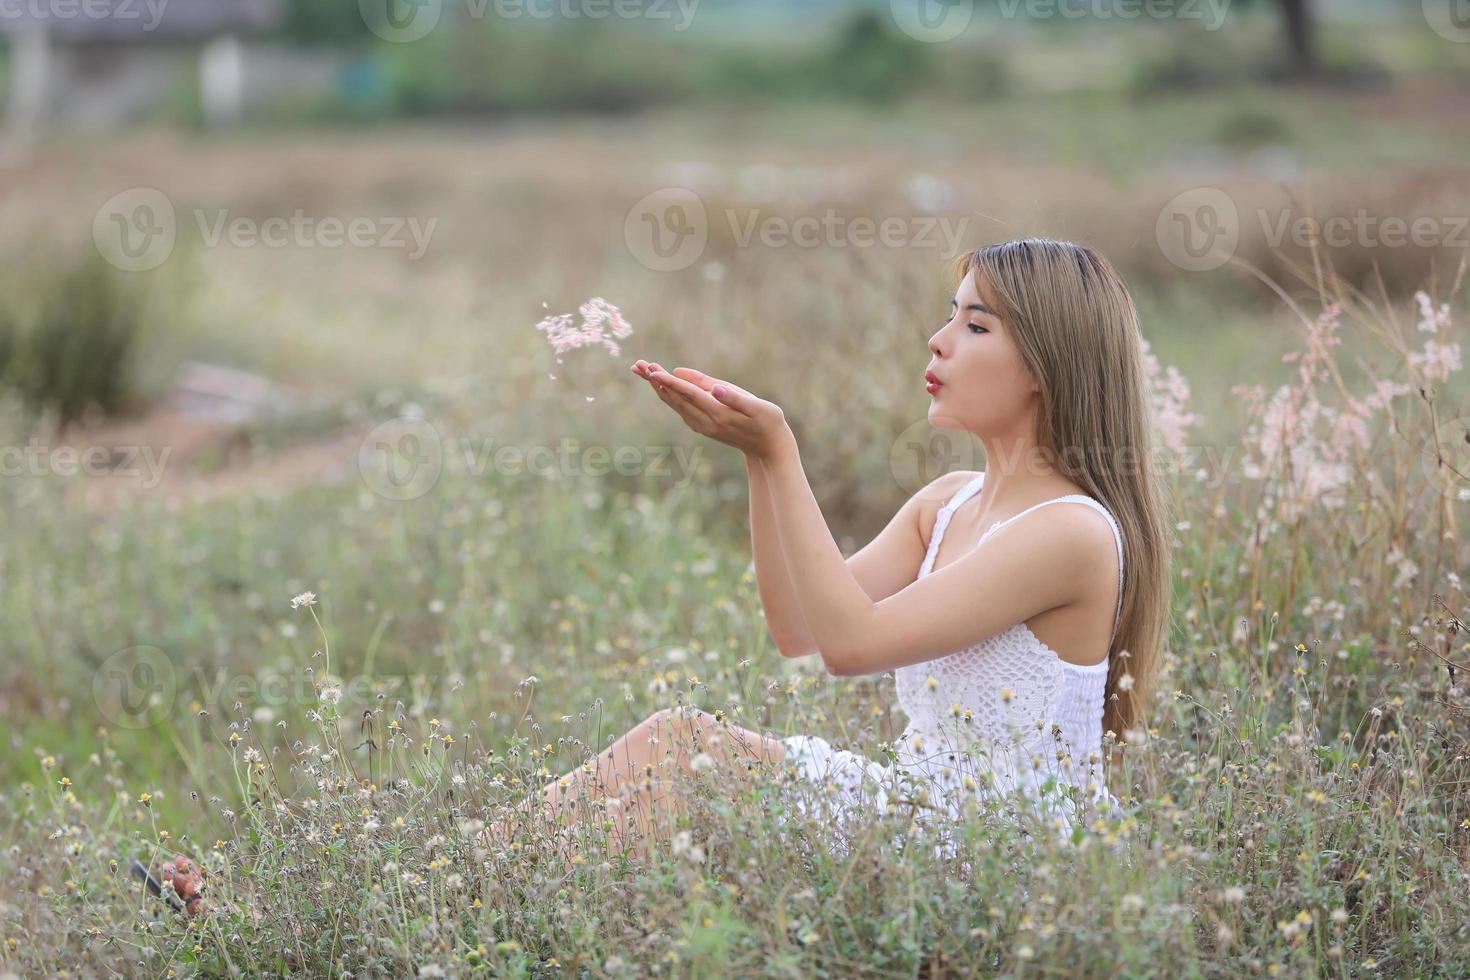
[2,82,1469,974]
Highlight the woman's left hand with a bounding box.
[630,360,793,462]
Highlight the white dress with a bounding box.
[777,472,1125,850]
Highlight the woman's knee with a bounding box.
[644,705,709,734]
[643,706,674,727]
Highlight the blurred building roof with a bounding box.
[0,0,281,42]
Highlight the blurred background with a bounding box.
[2,0,1469,866]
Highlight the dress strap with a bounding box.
[982,495,1126,643]
[939,472,986,514]
[919,473,986,578]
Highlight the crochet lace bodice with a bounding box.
[890,472,1124,824]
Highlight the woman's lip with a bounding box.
[926,381,942,394]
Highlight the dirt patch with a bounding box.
[54,363,368,513]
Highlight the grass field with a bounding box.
[2,78,1469,976]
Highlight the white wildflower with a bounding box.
[670,829,705,864]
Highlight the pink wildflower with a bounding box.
[1140,337,1201,456]
[1406,291,1460,382]
[536,298,635,360]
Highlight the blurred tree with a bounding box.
[277,0,375,45]
[0,252,158,431]
[1276,0,1315,76]
[1232,0,1317,77]
[825,9,926,104]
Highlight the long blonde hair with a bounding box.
[950,239,1175,741]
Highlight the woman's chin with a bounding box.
[926,405,962,428]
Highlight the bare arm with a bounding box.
[758,429,1102,676]
[631,361,957,661]
[748,452,967,659]
[746,452,819,658]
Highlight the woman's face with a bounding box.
[925,269,1040,438]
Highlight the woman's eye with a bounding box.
[969,324,987,334]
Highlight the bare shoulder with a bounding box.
[1028,497,1119,550]
[910,469,982,545]
[1021,499,1123,596]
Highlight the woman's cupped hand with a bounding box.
[631,360,793,462]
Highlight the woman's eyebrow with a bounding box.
[950,298,997,316]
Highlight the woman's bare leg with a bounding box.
[484,706,787,860]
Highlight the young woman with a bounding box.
[494,238,1173,859]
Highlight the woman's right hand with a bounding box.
[161,854,205,916]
